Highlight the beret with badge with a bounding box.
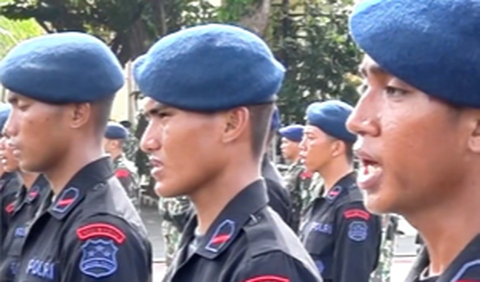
[0,32,124,105]
[133,24,285,112]
[306,100,356,143]
[349,0,480,108]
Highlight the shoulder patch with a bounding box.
[79,239,118,278]
[115,169,130,178]
[76,223,126,244]
[348,221,368,242]
[245,275,289,282]
[344,208,370,220]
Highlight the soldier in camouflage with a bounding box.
[158,196,191,266]
[120,120,139,162]
[370,214,399,282]
[278,124,312,233]
[104,122,141,209]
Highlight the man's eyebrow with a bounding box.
[358,63,388,77]
[143,103,170,116]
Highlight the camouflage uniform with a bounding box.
[283,160,312,233]
[301,172,323,211]
[122,131,139,162]
[112,154,140,209]
[158,196,192,266]
[370,214,398,282]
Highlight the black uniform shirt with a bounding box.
[12,157,152,282]
[163,179,323,282]
[299,172,381,282]
[406,235,480,282]
[0,172,22,246]
[0,174,50,281]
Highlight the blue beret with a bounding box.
[270,107,281,131]
[0,32,124,104]
[105,122,128,140]
[306,100,356,143]
[349,0,480,108]
[0,104,11,133]
[133,24,285,112]
[278,125,304,142]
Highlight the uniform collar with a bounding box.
[13,174,49,213]
[322,171,356,204]
[47,157,114,220]
[185,179,269,260]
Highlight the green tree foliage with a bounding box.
[0,0,362,191]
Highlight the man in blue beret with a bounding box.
[278,124,313,233]
[299,100,381,282]
[347,1,480,281]
[0,32,152,282]
[0,117,50,280]
[103,122,140,210]
[135,23,321,282]
[260,108,294,228]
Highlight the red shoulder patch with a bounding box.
[76,223,126,244]
[5,202,14,213]
[344,209,370,220]
[115,169,130,178]
[245,276,289,282]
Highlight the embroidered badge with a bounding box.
[315,260,324,274]
[5,202,14,213]
[245,275,290,282]
[348,221,368,242]
[76,223,126,244]
[326,186,342,200]
[344,209,370,220]
[205,219,235,253]
[52,187,79,214]
[79,239,118,278]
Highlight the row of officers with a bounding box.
[2,0,480,280]
[0,22,384,282]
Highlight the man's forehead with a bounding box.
[303,125,318,133]
[142,97,165,111]
[359,56,388,76]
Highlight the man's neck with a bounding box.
[20,172,39,189]
[317,159,352,192]
[406,187,480,276]
[110,150,122,160]
[191,158,260,235]
[45,141,103,195]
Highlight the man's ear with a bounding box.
[68,103,91,129]
[222,107,249,143]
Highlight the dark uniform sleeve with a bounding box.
[235,251,323,282]
[265,178,293,228]
[61,215,152,282]
[333,202,381,282]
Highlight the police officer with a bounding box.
[104,122,140,209]
[0,32,152,281]
[279,124,312,233]
[135,24,322,282]
[262,108,294,226]
[0,105,22,248]
[348,1,480,281]
[299,100,381,282]
[0,118,50,280]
